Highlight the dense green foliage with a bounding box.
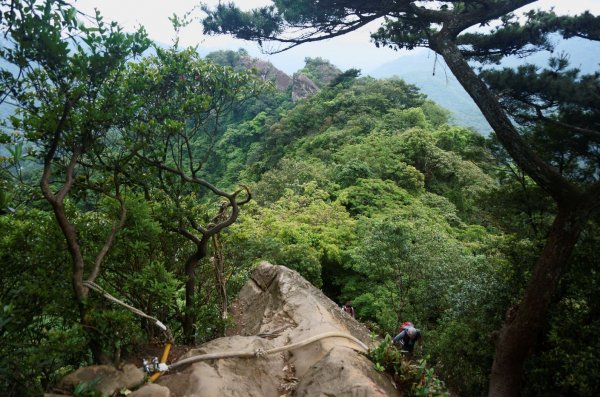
[207,74,517,395]
[1,1,599,396]
[202,1,600,396]
[368,335,449,397]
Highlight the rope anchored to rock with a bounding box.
[83,281,174,382]
[83,280,174,343]
[166,331,369,372]
[83,281,173,343]
[82,281,370,382]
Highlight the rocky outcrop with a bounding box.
[56,364,144,396]
[300,57,343,87]
[57,263,400,396]
[291,73,320,102]
[207,50,343,102]
[237,56,326,101]
[154,262,400,397]
[238,57,292,91]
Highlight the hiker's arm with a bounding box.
[393,331,406,345]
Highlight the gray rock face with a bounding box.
[296,346,395,397]
[239,57,292,91]
[236,56,323,101]
[291,73,320,102]
[156,262,400,397]
[313,63,341,86]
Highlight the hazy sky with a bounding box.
[75,0,600,74]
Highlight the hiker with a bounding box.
[342,301,355,318]
[393,322,421,353]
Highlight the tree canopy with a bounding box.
[1,1,599,396]
[201,1,600,395]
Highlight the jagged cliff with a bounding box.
[54,263,401,397]
[207,50,341,102]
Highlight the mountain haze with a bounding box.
[369,51,492,134]
[368,37,600,135]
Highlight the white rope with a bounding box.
[84,281,369,374]
[168,331,369,371]
[83,280,173,341]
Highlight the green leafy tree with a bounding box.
[201,3,600,394]
[252,157,335,204]
[0,196,184,395]
[93,196,184,342]
[242,76,428,179]
[0,208,83,396]
[224,182,357,288]
[126,45,263,342]
[0,0,150,362]
[205,48,249,68]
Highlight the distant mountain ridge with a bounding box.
[367,37,600,135]
[368,51,492,134]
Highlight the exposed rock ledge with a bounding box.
[56,263,401,397]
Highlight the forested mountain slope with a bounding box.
[370,51,492,134]
[1,4,599,396]
[192,55,600,396]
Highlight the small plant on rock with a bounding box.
[368,336,449,397]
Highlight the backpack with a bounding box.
[398,321,414,334]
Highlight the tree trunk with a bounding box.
[78,301,112,364]
[183,254,199,344]
[427,34,596,396]
[211,233,228,323]
[488,205,588,396]
[429,34,576,204]
[46,196,112,362]
[183,242,208,344]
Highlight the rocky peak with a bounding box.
[207,50,341,101]
[291,73,320,102]
[297,57,343,87]
[242,57,323,102]
[237,57,292,92]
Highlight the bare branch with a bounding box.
[174,226,203,245]
[254,14,382,55]
[143,156,234,200]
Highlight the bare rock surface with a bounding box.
[237,56,323,101]
[129,383,172,397]
[56,263,399,396]
[295,346,396,397]
[291,73,320,102]
[239,57,292,91]
[156,262,400,396]
[57,363,144,396]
